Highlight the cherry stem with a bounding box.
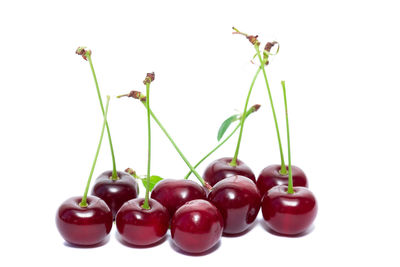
[87,53,118,180]
[254,45,287,175]
[184,105,258,179]
[142,82,151,210]
[230,63,265,166]
[146,105,206,186]
[80,96,111,207]
[281,81,294,194]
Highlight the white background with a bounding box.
[1,0,399,266]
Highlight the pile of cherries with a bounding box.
[56,28,318,255]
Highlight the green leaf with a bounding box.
[217,114,239,141]
[141,175,163,191]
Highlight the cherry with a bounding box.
[56,196,112,246]
[257,164,308,198]
[208,175,261,235]
[261,185,317,235]
[261,80,317,236]
[203,157,256,187]
[171,199,223,254]
[151,179,207,217]
[91,170,139,218]
[116,73,169,246]
[56,94,112,246]
[115,198,169,246]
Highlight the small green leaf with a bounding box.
[217,114,239,141]
[141,175,163,191]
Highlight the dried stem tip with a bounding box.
[264,41,279,53]
[252,104,261,112]
[232,27,260,46]
[75,46,91,61]
[128,90,146,101]
[143,72,155,84]
[125,168,136,176]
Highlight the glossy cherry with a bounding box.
[171,199,223,254]
[261,185,317,235]
[115,198,169,246]
[151,179,207,217]
[257,164,308,198]
[91,170,139,218]
[56,196,113,246]
[208,175,261,235]
[203,157,256,187]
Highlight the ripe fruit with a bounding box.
[203,157,256,187]
[116,198,169,246]
[257,164,308,197]
[91,170,139,218]
[171,199,223,254]
[56,95,112,246]
[208,175,261,234]
[261,81,317,236]
[56,196,112,246]
[115,73,169,247]
[151,179,207,217]
[261,185,317,235]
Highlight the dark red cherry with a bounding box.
[171,199,223,254]
[91,170,139,218]
[261,185,317,235]
[56,196,113,246]
[203,157,256,187]
[208,175,261,235]
[115,198,169,246]
[257,164,308,198]
[151,179,207,217]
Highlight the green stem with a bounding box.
[142,83,151,209]
[140,102,207,187]
[255,45,287,175]
[281,81,293,194]
[87,54,118,180]
[230,65,263,166]
[80,96,111,207]
[185,123,241,179]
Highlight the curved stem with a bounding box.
[140,102,206,186]
[87,54,118,180]
[142,83,151,209]
[185,122,241,179]
[282,81,293,194]
[230,66,262,166]
[80,96,110,207]
[255,45,287,175]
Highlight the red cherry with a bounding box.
[91,170,139,218]
[208,175,261,235]
[257,164,308,198]
[115,198,169,246]
[151,179,207,217]
[261,185,317,235]
[171,199,223,254]
[56,196,113,246]
[203,157,256,187]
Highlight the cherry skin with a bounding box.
[115,198,169,246]
[56,196,113,246]
[203,157,256,187]
[257,164,308,198]
[91,170,139,219]
[151,179,207,218]
[171,199,223,254]
[261,185,317,235]
[208,175,261,235]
